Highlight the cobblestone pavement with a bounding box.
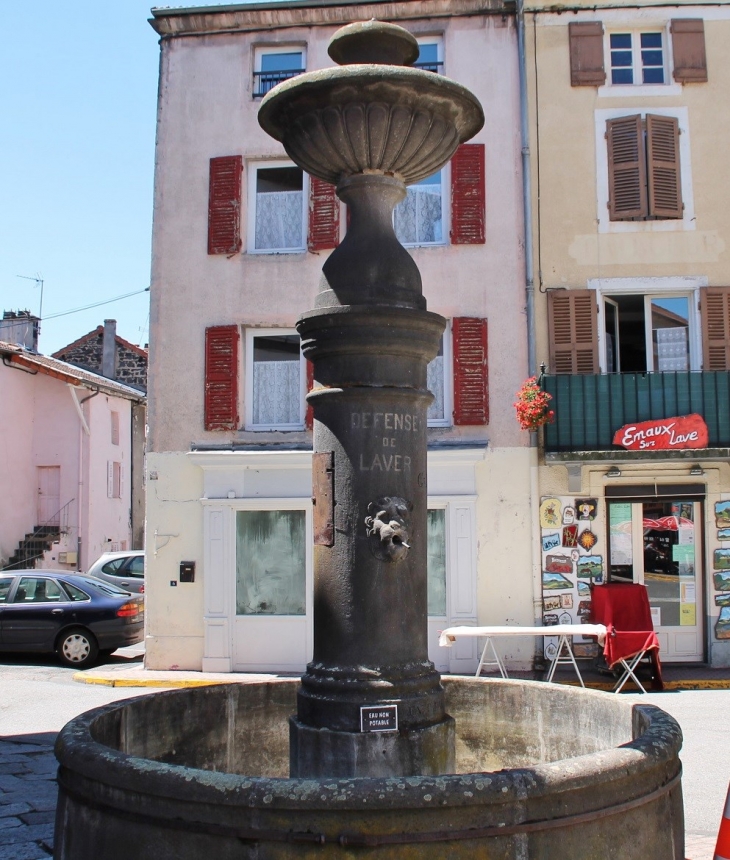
[0,734,56,859]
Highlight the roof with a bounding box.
[0,341,146,402]
[52,326,148,361]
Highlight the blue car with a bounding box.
[0,570,144,668]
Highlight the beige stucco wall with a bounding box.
[524,7,730,367]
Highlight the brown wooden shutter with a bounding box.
[208,156,242,255]
[671,19,708,83]
[701,287,730,371]
[308,176,340,251]
[452,318,488,425]
[606,115,647,221]
[568,22,606,86]
[548,290,598,374]
[204,325,239,430]
[647,114,683,219]
[305,359,314,430]
[450,144,486,245]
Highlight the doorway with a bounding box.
[37,466,61,527]
[608,498,703,661]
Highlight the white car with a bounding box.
[86,551,145,594]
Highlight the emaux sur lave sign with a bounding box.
[613,414,708,451]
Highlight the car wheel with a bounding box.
[56,629,99,669]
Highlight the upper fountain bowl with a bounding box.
[258,20,484,187]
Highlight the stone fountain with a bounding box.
[53,20,685,859]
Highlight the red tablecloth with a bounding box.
[590,583,663,691]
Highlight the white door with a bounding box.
[37,466,60,526]
[232,506,312,672]
[608,499,704,661]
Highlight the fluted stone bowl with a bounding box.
[258,65,484,185]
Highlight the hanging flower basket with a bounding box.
[514,377,554,431]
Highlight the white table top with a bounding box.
[438,624,607,647]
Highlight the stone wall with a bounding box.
[56,332,147,392]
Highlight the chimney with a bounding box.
[102,319,117,379]
[0,311,40,351]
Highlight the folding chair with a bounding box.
[590,583,663,693]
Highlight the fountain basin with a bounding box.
[54,677,683,859]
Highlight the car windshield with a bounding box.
[74,575,132,596]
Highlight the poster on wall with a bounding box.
[540,495,600,661]
[609,503,632,566]
[715,501,730,529]
[715,607,730,640]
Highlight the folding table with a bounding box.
[438,624,607,688]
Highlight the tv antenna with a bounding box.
[16,273,45,320]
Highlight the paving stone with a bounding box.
[0,774,26,792]
[0,817,23,831]
[0,822,54,845]
[0,763,31,775]
[0,803,31,818]
[18,811,55,826]
[0,844,49,860]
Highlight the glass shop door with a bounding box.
[608,499,704,662]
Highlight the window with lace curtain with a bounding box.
[248,162,307,253]
[427,329,452,427]
[245,329,305,430]
[394,170,445,246]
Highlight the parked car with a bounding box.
[0,570,144,668]
[87,550,145,594]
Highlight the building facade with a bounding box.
[145,0,535,673]
[525,0,730,664]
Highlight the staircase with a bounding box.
[4,526,60,571]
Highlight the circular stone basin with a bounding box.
[54,677,684,859]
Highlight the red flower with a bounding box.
[513,378,554,431]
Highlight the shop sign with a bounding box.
[613,414,708,451]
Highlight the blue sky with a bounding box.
[2,2,161,355]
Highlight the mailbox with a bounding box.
[179,561,196,583]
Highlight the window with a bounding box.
[595,108,693,232]
[427,509,447,616]
[111,411,119,446]
[248,162,307,253]
[0,578,13,602]
[236,509,306,615]
[61,582,90,602]
[253,46,305,97]
[245,329,305,430]
[394,170,445,247]
[603,294,693,373]
[427,330,453,427]
[415,37,443,73]
[609,31,665,84]
[13,577,64,603]
[570,19,707,89]
[107,461,122,499]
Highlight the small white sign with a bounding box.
[651,606,661,627]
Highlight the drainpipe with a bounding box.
[68,385,99,570]
[516,0,544,653]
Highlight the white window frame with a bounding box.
[244,327,306,431]
[415,35,444,73]
[395,165,449,248]
[594,106,694,234]
[427,323,453,428]
[247,160,308,254]
[599,25,681,97]
[252,44,306,98]
[589,276,707,373]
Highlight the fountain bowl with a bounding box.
[54,676,683,859]
[258,65,484,186]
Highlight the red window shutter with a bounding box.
[671,19,708,83]
[208,156,242,255]
[548,290,598,374]
[452,318,488,425]
[647,114,683,220]
[308,177,340,251]
[606,115,647,221]
[701,287,730,371]
[205,325,239,430]
[450,144,485,245]
[305,360,315,430]
[568,22,606,86]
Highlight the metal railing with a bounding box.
[414,60,443,73]
[253,68,306,97]
[2,499,76,570]
[542,372,730,452]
